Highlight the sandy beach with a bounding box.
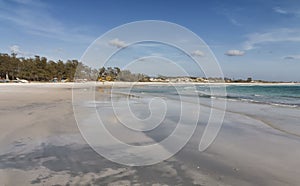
[0,83,300,185]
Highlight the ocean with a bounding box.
[128,84,300,108]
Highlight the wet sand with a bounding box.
[0,83,300,185]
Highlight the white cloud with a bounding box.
[229,18,242,26]
[10,0,46,7]
[243,28,300,50]
[109,38,127,48]
[225,50,245,56]
[273,7,288,14]
[273,7,300,16]
[191,50,205,57]
[9,45,33,56]
[9,45,21,54]
[284,56,294,60]
[283,55,300,60]
[0,0,94,43]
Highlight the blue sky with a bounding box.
[0,0,300,81]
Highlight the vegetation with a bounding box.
[0,53,149,82]
[0,53,97,81]
[98,67,149,82]
[98,67,120,81]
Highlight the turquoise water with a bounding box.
[223,85,300,107]
[129,85,300,108]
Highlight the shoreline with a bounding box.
[0,81,300,87]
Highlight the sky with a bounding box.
[0,0,300,81]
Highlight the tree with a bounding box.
[99,67,106,76]
[114,67,121,75]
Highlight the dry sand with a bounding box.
[0,83,300,185]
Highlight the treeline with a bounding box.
[98,67,149,82]
[0,53,149,82]
[0,53,98,81]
